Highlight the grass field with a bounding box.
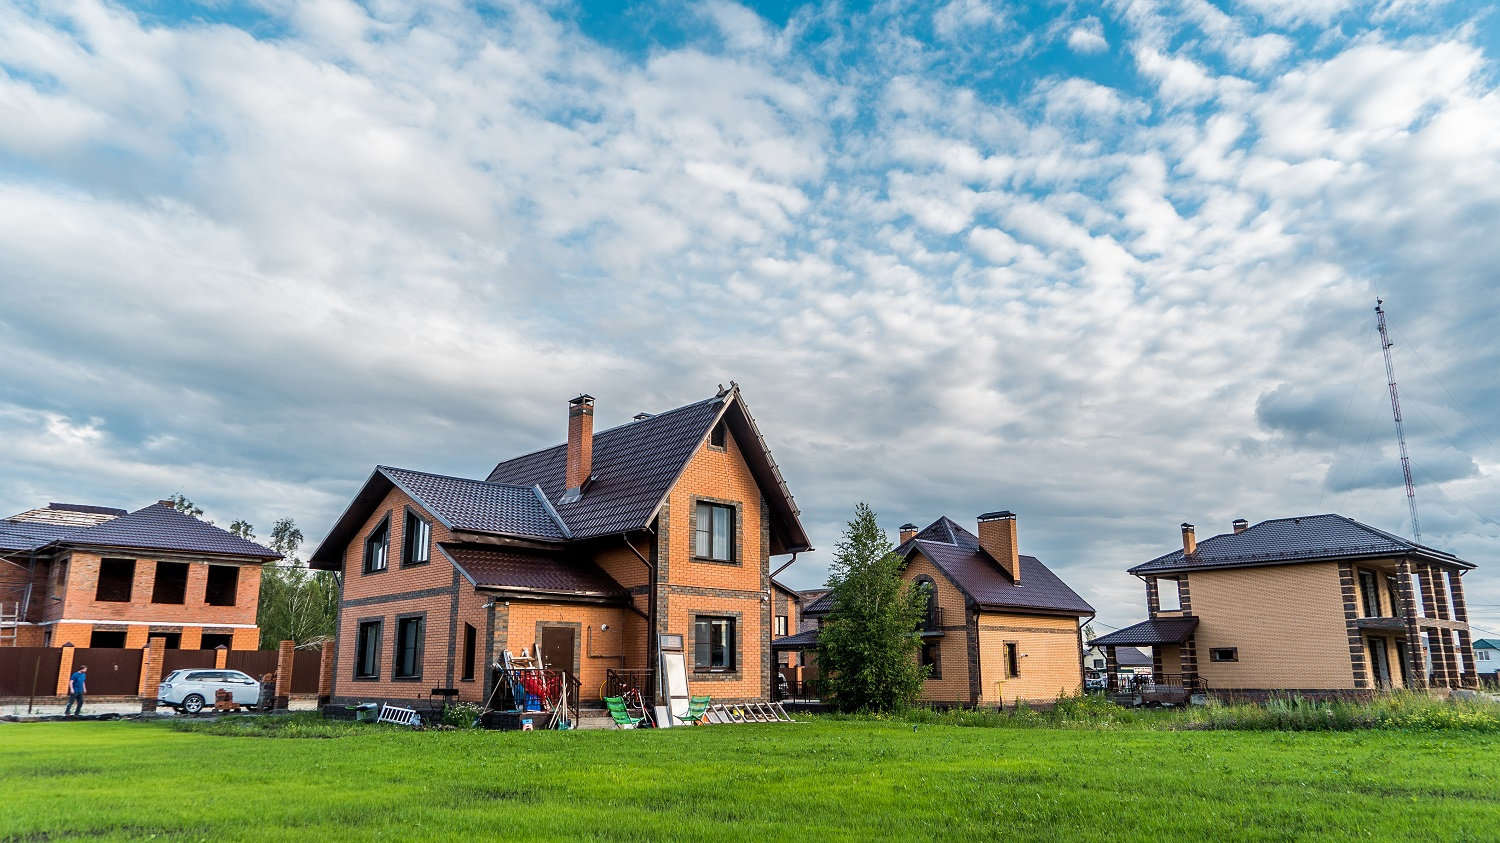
[3,717,1499,841]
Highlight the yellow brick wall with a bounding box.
[1190,562,1356,690]
[976,613,1082,705]
[904,552,972,705]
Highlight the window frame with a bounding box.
[708,420,727,449]
[774,615,788,637]
[692,616,736,673]
[462,623,478,682]
[393,614,425,681]
[401,509,431,568]
[692,500,737,563]
[921,639,941,679]
[354,619,383,680]
[1209,647,1239,663]
[1358,568,1381,618]
[1004,642,1020,678]
[363,515,391,574]
[204,564,239,607]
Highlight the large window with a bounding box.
[394,615,424,679]
[402,511,431,566]
[205,565,239,606]
[694,503,734,561]
[95,559,135,602]
[462,623,477,681]
[693,616,735,672]
[355,620,382,679]
[1358,569,1381,617]
[364,517,390,573]
[151,561,189,604]
[1157,578,1182,612]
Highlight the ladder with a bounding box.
[0,602,18,647]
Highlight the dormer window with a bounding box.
[364,516,390,573]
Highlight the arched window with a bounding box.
[913,575,939,631]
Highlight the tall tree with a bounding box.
[228,520,254,539]
[168,493,204,519]
[256,518,338,649]
[816,503,929,712]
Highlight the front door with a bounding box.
[540,627,576,676]
[1368,637,1391,689]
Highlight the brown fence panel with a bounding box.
[0,647,62,697]
[71,648,142,696]
[291,650,322,694]
[225,650,279,681]
[162,650,216,676]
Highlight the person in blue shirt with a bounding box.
[64,665,87,716]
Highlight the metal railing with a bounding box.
[920,606,945,634]
[603,668,654,702]
[1108,673,1203,694]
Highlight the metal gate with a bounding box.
[291,650,322,694]
[70,648,143,696]
[225,650,279,681]
[162,649,216,677]
[0,647,62,696]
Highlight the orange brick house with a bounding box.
[780,512,1095,707]
[309,386,812,708]
[0,502,280,650]
[1090,515,1480,702]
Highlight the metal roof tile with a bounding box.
[1130,514,1470,574]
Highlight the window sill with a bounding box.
[352,675,381,682]
[691,556,740,566]
[400,560,430,569]
[362,567,389,575]
[691,671,743,681]
[392,676,423,682]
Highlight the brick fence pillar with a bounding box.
[318,645,335,706]
[55,643,76,697]
[214,645,228,670]
[139,637,166,713]
[273,640,295,711]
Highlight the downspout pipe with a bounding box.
[622,533,658,702]
[768,552,798,701]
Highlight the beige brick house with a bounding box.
[309,386,811,708]
[781,512,1095,707]
[1091,515,1480,701]
[0,502,279,653]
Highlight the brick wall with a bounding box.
[904,552,972,705]
[975,613,1082,705]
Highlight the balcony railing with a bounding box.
[920,607,946,635]
[1107,673,1204,695]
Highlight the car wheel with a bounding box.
[182,694,206,714]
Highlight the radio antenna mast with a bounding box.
[1375,299,1420,542]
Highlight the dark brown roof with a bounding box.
[440,545,628,602]
[901,517,1093,616]
[66,504,281,559]
[1088,617,1198,647]
[771,628,820,650]
[1131,514,1471,575]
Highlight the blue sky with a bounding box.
[3,0,1500,639]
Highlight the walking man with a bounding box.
[64,665,87,716]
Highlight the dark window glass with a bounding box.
[355,621,382,678]
[1005,642,1019,678]
[402,512,431,566]
[205,565,239,606]
[394,616,423,679]
[151,562,189,604]
[1210,648,1239,662]
[1358,569,1381,617]
[89,630,127,648]
[95,559,135,602]
[463,623,477,681]
[709,421,727,448]
[199,633,233,650]
[364,518,390,573]
[693,617,735,671]
[915,577,938,630]
[921,641,940,679]
[694,503,734,561]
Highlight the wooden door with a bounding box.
[540,627,575,675]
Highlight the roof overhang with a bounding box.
[1131,548,1474,578]
[1088,617,1199,648]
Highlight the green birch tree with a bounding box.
[816,503,929,712]
[256,518,339,649]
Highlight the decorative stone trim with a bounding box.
[687,495,744,566]
[687,609,744,681]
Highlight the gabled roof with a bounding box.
[802,590,835,617]
[1114,646,1154,667]
[440,545,627,602]
[1130,514,1472,576]
[771,628,820,650]
[900,517,1094,616]
[487,387,810,553]
[0,519,84,553]
[1088,617,1198,647]
[69,503,281,559]
[1473,639,1500,650]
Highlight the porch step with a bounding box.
[575,709,618,730]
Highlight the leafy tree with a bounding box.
[168,493,204,519]
[816,503,929,712]
[256,518,338,650]
[229,520,254,539]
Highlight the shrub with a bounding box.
[441,702,484,729]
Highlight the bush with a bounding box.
[441,702,484,729]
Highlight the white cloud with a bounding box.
[1066,17,1109,54]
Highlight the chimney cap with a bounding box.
[158,499,175,508]
[978,510,1016,522]
[569,394,595,406]
[1181,522,1195,531]
[633,412,653,421]
[899,523,917,530]
[1232,518,1248,525]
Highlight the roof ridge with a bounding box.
[380,464,534,491]
[490,393,724,469]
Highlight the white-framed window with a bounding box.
[402,511,431,566]
[364,517,390,573]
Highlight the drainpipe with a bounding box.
[622,533,658,703]
[768,553,798,700]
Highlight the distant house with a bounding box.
[1085,645,1150,677]
[777,512,1094,707]
[1474,639,1499,683]
[1091,515,1480,701]
[0,502,280,650]
[309,387,811,708]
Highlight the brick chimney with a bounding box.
[1181,523,1196,556]
[564,394,595,499]
[977,511,1020,584]
[1232,518,1249,533]
[899,523,918,544]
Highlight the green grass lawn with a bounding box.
[2,718,1498,841]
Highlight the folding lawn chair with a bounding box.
[675,695,711,726]
[604,696,650,729]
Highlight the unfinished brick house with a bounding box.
[779,512,1095,707]
[309,386,812,708]
[1090,515,1480,701]
[0,502,280,650]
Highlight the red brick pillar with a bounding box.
[214,645,228,670]
[55,642,76,697]
[318,645,335,706]
[139,636,166,713]
[273,640,295,711]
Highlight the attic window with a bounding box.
[402,511,431,566]
[364,517,390,573]
[709,421,727,449]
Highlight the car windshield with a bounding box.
[162,671,186,682]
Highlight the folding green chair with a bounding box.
[676,695,711,726]
[604,696,649,729]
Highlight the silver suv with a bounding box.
[158,669,262,713]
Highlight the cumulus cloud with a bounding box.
[2,0,1500,634]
